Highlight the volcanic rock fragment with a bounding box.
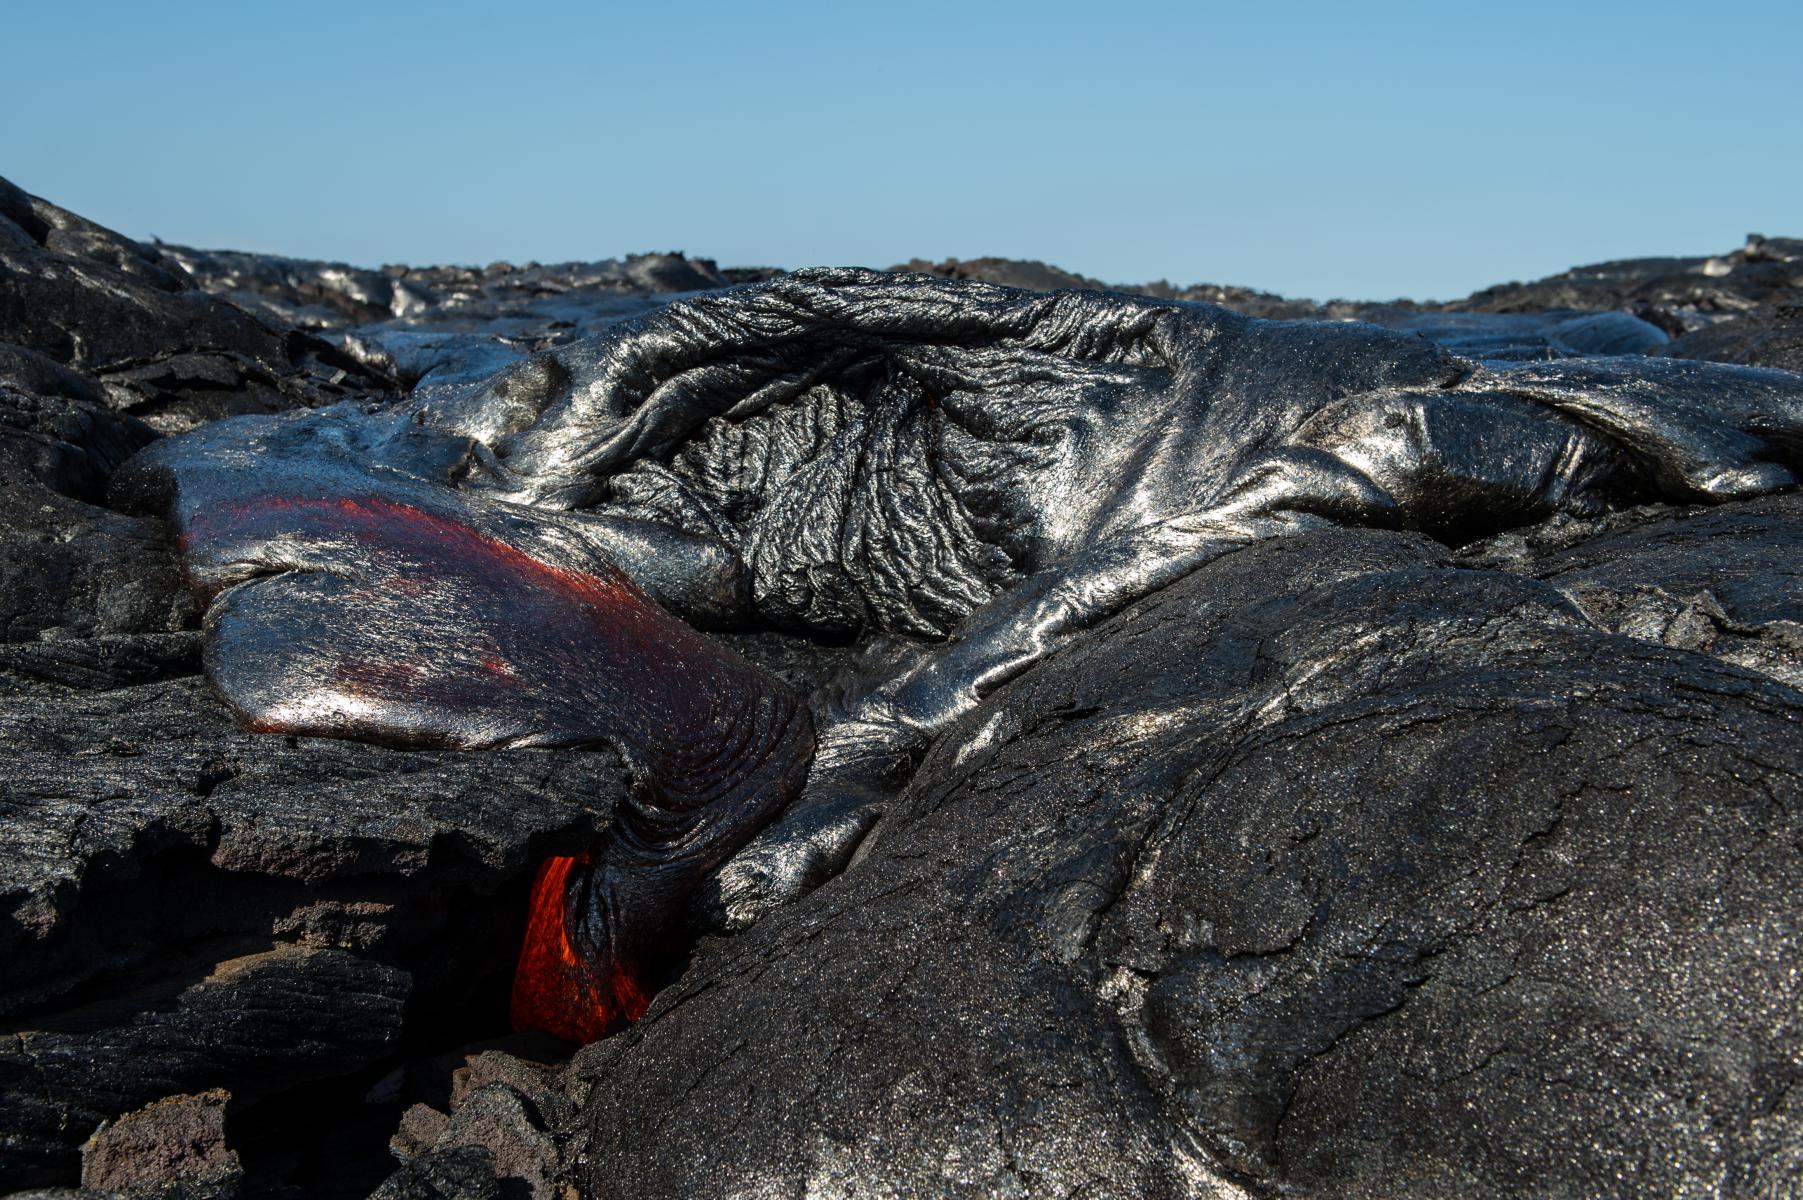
[80,1089,242,1200]
[1,945,406,1187]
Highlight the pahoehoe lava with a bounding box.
[9,171,1803,1198]
[111,265,1803,1045]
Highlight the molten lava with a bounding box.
[511,854,653,1042]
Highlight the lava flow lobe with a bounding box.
[128,468,815,1043]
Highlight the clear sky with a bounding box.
[5,0,1799,301]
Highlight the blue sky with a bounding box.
[4,0,1799,300]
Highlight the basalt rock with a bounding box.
[0,177,386,434]
[899,239,1803,371]
[156,244,732,406]
[889,256,1331,321]
[1461,233,1803,324]
[1667,301,1803,373]
[1462,233,1803,373]
[572,518,1803,1198]
[0,671,625,1186]
[0,385,188,648]
[160,245,728,336]
[79,1089,242,1200]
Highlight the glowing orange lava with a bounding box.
[510,854,651,1042]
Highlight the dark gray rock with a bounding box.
[0,674,625,1006]
[368,1146,504,1200]
[1457,233,1803,373]
[889,255,1118,295]
[1667,301,1803,373]
[888,256,1328,320]
[901,237,1798,369]
[160,245,728,335]
[0,386,188,646]
[1464,492,1803,689]
[571,521,1803,1198]
[2,946,405,1188]
[79,1089,242,1200]
[1354,308,1670,360]
[0,177,385,433]
[0,674,624,1186]
[156,243,729,397]
[374,1045,577,1200]
[1458,234,1803,322]
[420,1085,562,1200]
